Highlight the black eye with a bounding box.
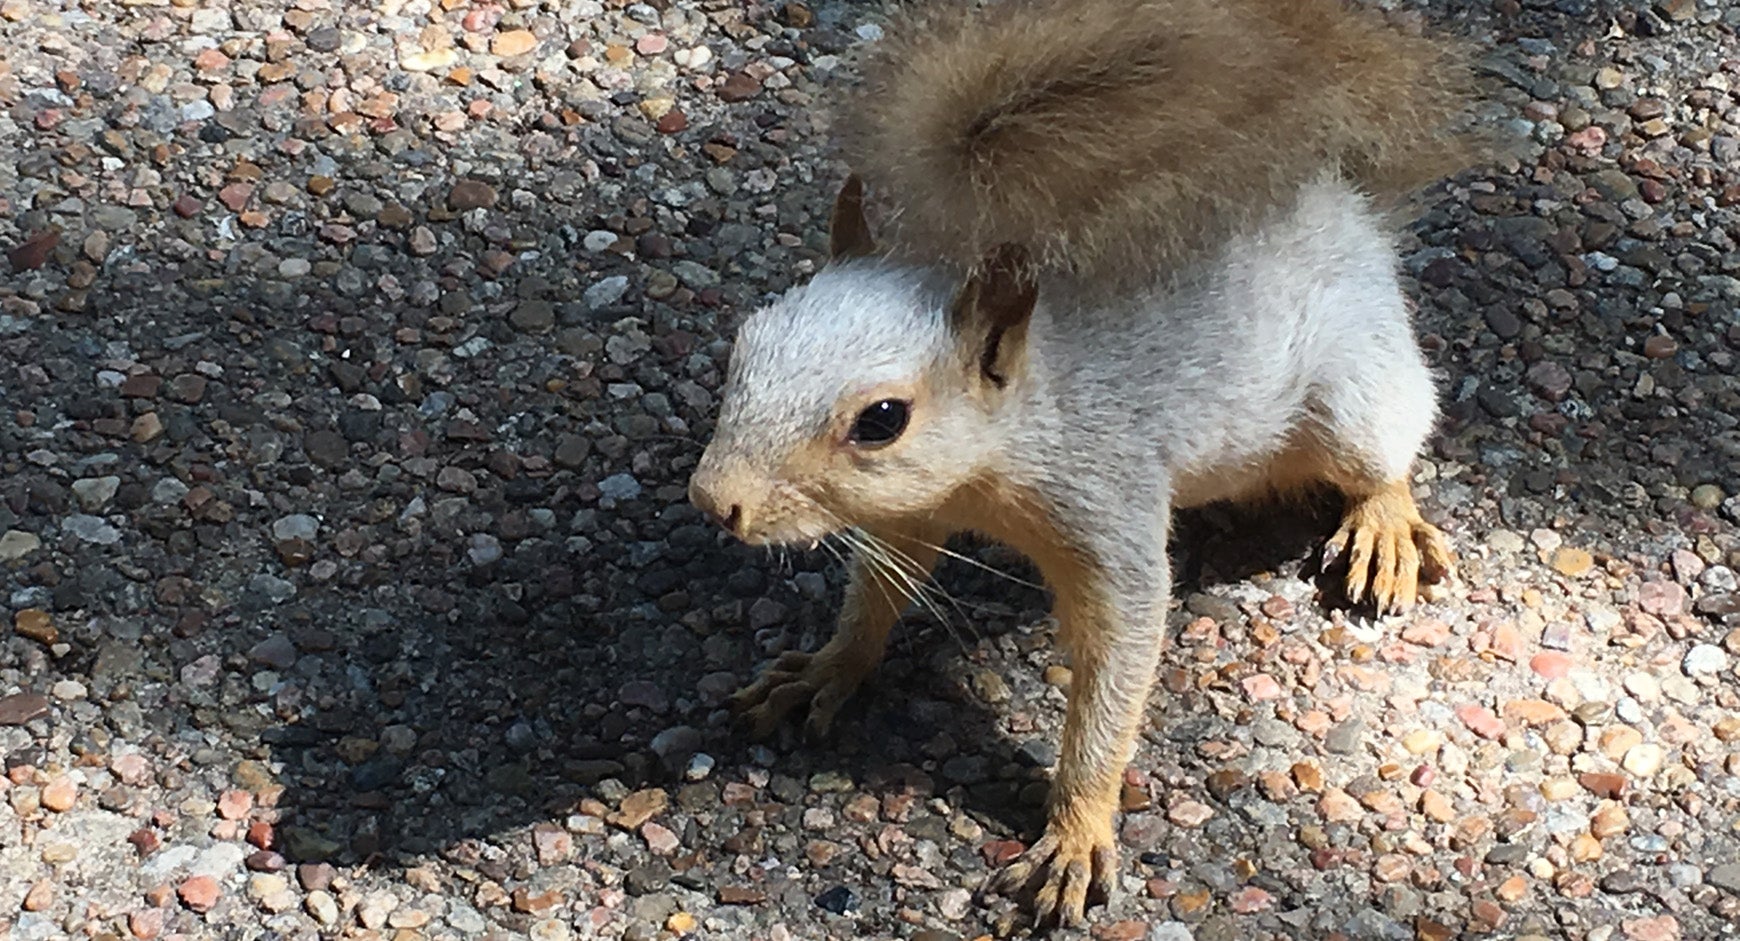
[849,399,910,447]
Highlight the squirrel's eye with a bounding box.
[848,399,910,447]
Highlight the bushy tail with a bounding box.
[839,0,1481,279]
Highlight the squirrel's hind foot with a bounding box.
[983,818,1118,929]
[729,649,869,742]
[1326,480,1456,615]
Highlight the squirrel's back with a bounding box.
[841,0,1479,282]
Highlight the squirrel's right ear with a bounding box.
[952,243,1037,389]
[828,174,876,260]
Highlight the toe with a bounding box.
[803,679,854,742]
[1415,524,1456,583]
[1032,871,1063,927]
[1393,536,1421,611]
[1091,844,1117,904]
[1371,531,1400,613]
[1345,525,1377,605]
[1057,857,1091,928]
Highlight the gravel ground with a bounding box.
[2,0,1740,939]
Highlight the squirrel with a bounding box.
[688,0,1479,928]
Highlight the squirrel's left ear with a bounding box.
[828,174,877,260]
[951,243,1037,389]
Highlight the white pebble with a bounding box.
[1683,643,1728,676]
[684,753,714,781]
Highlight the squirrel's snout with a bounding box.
[688,469,746,538]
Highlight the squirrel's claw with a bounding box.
[1328,482,1456,616]
[729,650,867,741]
[984,825,1116,929]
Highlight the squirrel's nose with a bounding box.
[688,473,746,537]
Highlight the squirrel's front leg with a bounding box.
[732,525,943,740]
[988,534,1171,928]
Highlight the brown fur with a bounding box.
[840,0,1482,280]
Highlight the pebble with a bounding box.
[178,875,220,913]
[1167,800,1213,827]
[0,529,42,561]
[40,776,76,812]
[584,275,631,308]
[1682,644,1728,676]
[1621,743,1665,777]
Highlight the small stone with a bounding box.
[1530,651,1572,679]
[1621,915,1681,941]
[717,71,761,102]
[218,789,254,820]
[1578,772,1627,799]
[401,48,459,72]
[1683,644,1728,676]
[1420,790,1455,823]
[14,609,57,646]
[41,776,76,812]
[0,529,42,561]
[1318,788,1363,823]
[1591,802,1629,839]
[1167,800,1213,827]
[71,476,120,511]
[1372,855,1411,883]
[178,875,220,913]
[1241,673,1283,700]
[448,179,498,211]
[1495,875,1528,902]
[719,886,768,905]
[971,669,1010,704]
[1551,547,1594,577]
[22,880,53,911]
[1638,581,1685,617]
[641,821,680,855]
[1622,743,1665,777]
[492,29,537,56]
[306,890,340,925]
[132,413,164,442]
[218,183,253,212]
[583,275,630,308]
[1456,704,1505,739]
[1401,619,1451,646]
[609,788,668,830]
[1292,762,1324,792]
[815,885,859,915]
[1229,886,1273,913]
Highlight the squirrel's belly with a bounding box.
[1172,445,1327,510]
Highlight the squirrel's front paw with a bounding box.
[729,650,869,741]
[984,816,1118,929]
[1328,482,1456,615]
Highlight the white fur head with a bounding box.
[689,177,1039,546]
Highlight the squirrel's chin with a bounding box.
[737,525,841,551]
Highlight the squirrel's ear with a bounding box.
[952,243,1037,389]
[828,174,876,260]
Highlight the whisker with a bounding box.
[889,532,1046,592]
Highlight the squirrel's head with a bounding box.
[689,176,1038,546]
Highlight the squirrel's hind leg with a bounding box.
[731,524,944,741]
[1294,348,1456,614]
